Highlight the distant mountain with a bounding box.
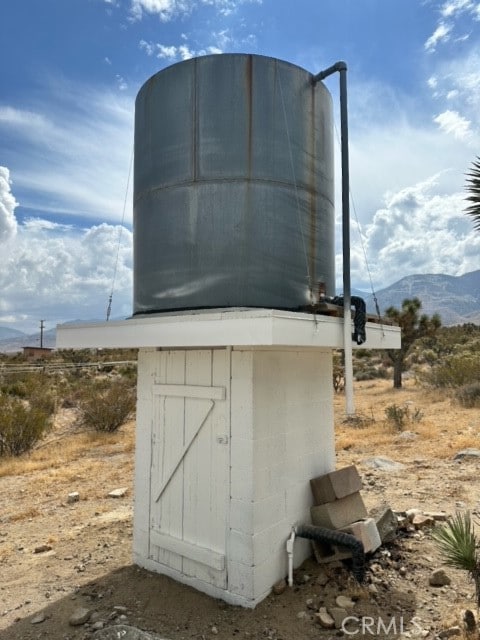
[0,273,477,353]
[0,328,56,354]
[0,327,26,340]
[363,270,480,326]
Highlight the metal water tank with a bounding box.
[133,53,334,315]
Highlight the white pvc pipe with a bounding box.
[286,528,296,587]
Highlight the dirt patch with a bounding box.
[1,381,480,640]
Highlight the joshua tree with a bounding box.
[432,511,480,609]
[384,297,441,389]
[465,156,480,232]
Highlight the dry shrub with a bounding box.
[0,396,53,457]
[78,378,136,433]
[455,383,480,409]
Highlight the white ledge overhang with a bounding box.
[56,309,400,351]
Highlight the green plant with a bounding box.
[431,511,480,608]
[0,395,53,457]
[455,382,480,408]
[384,403,423,431]
[424,354,480,389]
[78,378,136,433]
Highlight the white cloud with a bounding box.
[434,109,473,140]
[116,74,128,90]
[0,166,18,242]
[130,0,261,21]
[0,79,134,223]
[347,175,480,291]
[425,22,453,51]
[441,0,474,17]
[0,218,133,333]
[139,37,225,61]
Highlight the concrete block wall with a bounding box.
[229,348,335,604]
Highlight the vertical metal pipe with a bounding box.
[339,66,355,416]
[313,61,355,416]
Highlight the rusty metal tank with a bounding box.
[133,53,334,315]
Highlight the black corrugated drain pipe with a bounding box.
[289,524,365,584]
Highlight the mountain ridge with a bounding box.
[0,270,478,352]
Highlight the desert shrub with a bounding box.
[0,396,53,457]
[455,383,480,409]
[0,372,58,417]
[422,354,480,388]
[78,378,136,433]
[355,366,388,381]
[385,403,423,431]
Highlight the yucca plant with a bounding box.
[465,156,480,232]
[431,511,480,608]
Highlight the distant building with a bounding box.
[22,346,54,360]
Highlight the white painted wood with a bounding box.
[150,350,185,571]
[147,349,229,590]
[154,400,214,503]
[56,308,400,350]
[132,345,339,606]
[153,384,225,400]
[150,530,225,571]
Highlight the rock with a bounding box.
[92,626,167,639]
[329,607,349,629]
[405,508,422,521]
[297,611,308,619]
[67,492,80,503]
[363,457,405,471]
[108,487,128,498]
[454,449,480,460]
[462,609,476,633]
[335,595,354,608]
[30,613,46,624]
[412,514,435,529]
[438,626,461,638]
[316,570,329,586]
[69,607,92,626]
[374,507,398,543]
[423,511,448,521]
[429,568,451,587]
[272,579,287,595]
[315,607,335,629]
[34,544,53,554]
[211,626,218,635]
[396,431,417,441]
[92,621,105,630]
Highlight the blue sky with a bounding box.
[0,0,479,333]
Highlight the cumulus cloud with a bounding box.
[347,175,480,291]
[434,109,473,140]
[0,166,18,242]
[0,216,133,333]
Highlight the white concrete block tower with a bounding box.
[57,310,400,606]
[57,53,401,607]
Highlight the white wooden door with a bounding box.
[149,349,230,588]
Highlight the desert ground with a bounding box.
[1,378,480,640]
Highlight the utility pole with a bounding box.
[40,320,45,348]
